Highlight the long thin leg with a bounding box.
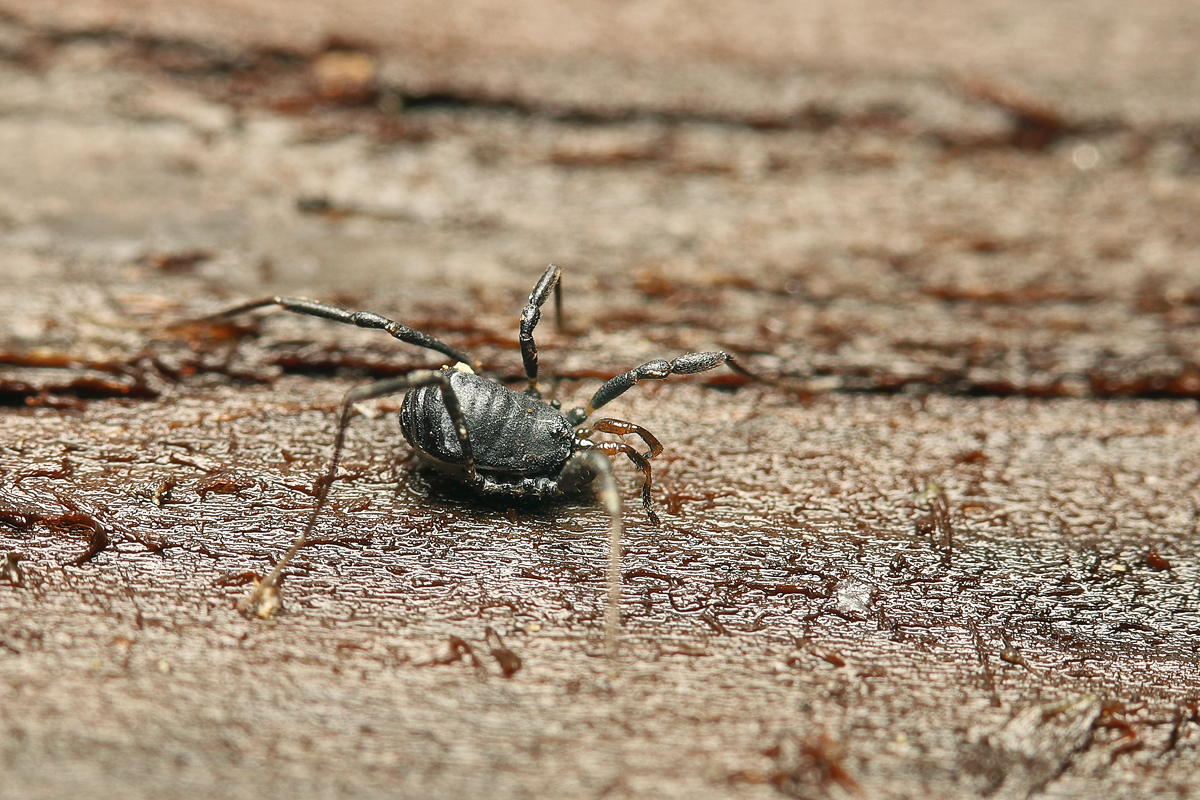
[566,351,769,424]
[191,296,477,369]
[556,449,624,655]
[592,441,660,527]
[518,263,563,395]
[591,418,663,525]
[238,369,476,618]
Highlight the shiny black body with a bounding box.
[400,368,580,496]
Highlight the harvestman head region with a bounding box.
[173,264,784,652]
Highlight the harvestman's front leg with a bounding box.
[556,449,624,655]
[192,296,478,369]
[239,369,477,618]
[564,351,767,523]
[567,351,766,424]
[518,263,564,397]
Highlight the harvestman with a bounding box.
[189,264,776,649]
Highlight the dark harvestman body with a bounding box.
[194,264,769,650]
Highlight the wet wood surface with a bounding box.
[1,5,1199,799]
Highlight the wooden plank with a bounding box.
[1,5,1199,798]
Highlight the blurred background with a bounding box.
[3,0,1200,398]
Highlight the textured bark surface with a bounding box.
[1,5,1199,799]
